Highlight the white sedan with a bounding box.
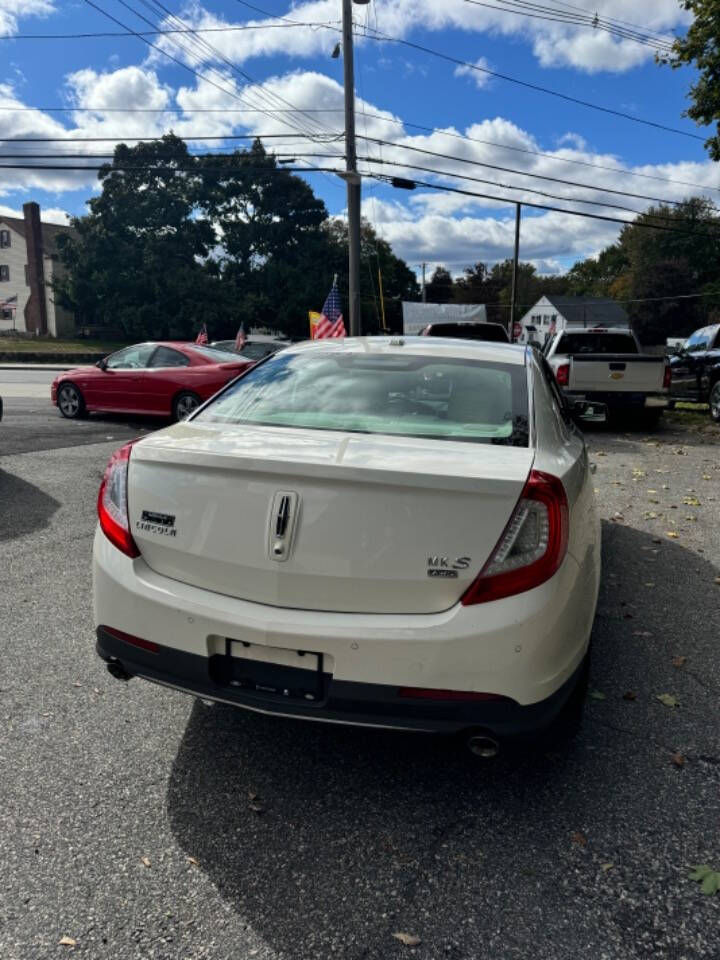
[93,337,602,755]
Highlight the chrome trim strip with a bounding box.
[138,674,433,732]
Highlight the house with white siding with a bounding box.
[0,202,76,337]
[516,295,630,348]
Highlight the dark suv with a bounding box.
[669,323,720,421]
[419,321,510,343]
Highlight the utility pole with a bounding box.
[421,262,427,302]
[342,0,362,336]
[509,202,521,340]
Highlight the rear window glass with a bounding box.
[555,333,637,355]
[190,345,240,363]
[195,351,529,446]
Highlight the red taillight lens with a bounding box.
[461,470,569,605]
[663,364,672,389]
[101,625,158,653]
[97,442,140,558]
[555,363,570,387]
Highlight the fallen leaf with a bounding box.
[623,691,637,701]
[588,690,606,701]
[714,578,720,586]
[59,937,77,947]
[671,752,686,768]
[248,802,264,814]
[141,856,151,868]
[666,531,680,539]
[601,862,614,872]
[689,865,720,896]
[248,791,258,801]
[656,693,679,709]
[392,932,421,946]
[71,681,81,688]
[672,656,687,668]
[647,489,658,494]
[683,496,701,506]
[596,451,607,457]
[702,474,711,480]
[571,831,588,846]
[188,856,198,865]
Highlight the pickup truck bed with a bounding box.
[566,353,667,403]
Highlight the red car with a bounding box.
[51,342,252,421]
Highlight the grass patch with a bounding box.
[0,338,128,354]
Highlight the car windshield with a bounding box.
[190,345,241,363]
[555,333,637,354]
[195,351,530,446]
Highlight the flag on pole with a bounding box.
[195,323,209,345]
[0,294,17,310]
[234,323,247,352]
[313,279,346,339]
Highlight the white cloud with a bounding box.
[454,58,492,90]
[146,0,690,76]
[0,203,69,224]
[0,1,55,38]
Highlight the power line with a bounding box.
[1,100,715,195]
[359,137,701,209]
[357,24,704,141]
[463,0,674,52]
[0,21,339,39]
[364,171,720,237]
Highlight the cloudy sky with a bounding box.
[0,0,716,277]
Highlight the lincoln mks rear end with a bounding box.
[93,337,601,749]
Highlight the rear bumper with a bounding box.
[566,390,669,409]
[96,626,585,738]
[93,526,599,737]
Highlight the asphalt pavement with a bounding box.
[1,391,719,960]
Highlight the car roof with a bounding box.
[286,336,527,365]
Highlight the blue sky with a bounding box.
[0,0,715,276]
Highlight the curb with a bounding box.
[0,363,71,371]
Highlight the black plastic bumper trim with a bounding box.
[96,626,582,737]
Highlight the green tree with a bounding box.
[424,266,454,303]
[659,1,720,160]
[54,135,225,340]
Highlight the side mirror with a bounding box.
[571,399,608,424]
[96,357,108,370]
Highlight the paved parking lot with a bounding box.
[1,381,719,960]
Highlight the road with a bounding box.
[1,388,719,960]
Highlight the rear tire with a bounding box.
[709,380,720,423]
[172,391,201,422]
[57,382,87,419]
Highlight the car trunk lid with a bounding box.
[128,423,534,614]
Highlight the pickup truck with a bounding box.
[544,328,670,426]
[668,323,720,422]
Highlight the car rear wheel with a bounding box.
[709,380,720,422]
[172,391,201,422]
[57,382,87,419]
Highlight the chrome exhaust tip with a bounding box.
[466,734,500,758]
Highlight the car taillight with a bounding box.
[461,470,569,605]
[663,365,672,389]
[97,442,140,558]
[555,363,570,386]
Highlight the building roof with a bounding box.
[0,215,77,254]
[543,295,629,326]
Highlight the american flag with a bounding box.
[195,323,208,345]
[0,294,17,309]
[234,323,247,352]
[314,281,346,339]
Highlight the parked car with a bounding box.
[420,321,510,343]
[544,327,670,427]
[51,342,252,422]
[211,335,289,361]
[93,337,602,754]
[669,323,720,422]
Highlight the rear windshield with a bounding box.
[190,345,241,363]
[425,323,509,343]
[555,333,637,355]
[195,351,529,446]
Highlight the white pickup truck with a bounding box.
[544,328,671,426]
